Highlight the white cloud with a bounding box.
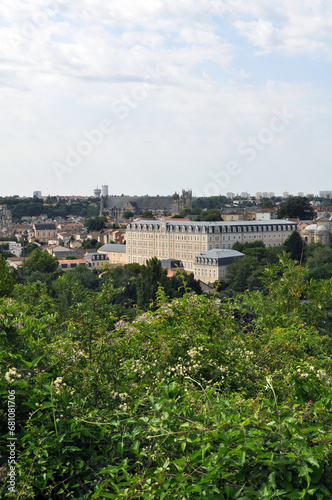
[0,0,330,197]
[232,0,332,57]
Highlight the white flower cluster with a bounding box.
[115,319,128,331]
[187,346,206,359]
[5,367,21,383]
[292,363,330,383]
[134,312,155,326]
[158,303,175,317]
[54,377,66,394]
[109,390,128,400]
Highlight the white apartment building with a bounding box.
[126,218,298,271]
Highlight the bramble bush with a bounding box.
[1,255,332,498]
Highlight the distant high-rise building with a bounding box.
[226,192,235,199]
[319,191,332,199]
[33,191,42,198]
[269,192,275,198]
[240,192,250,198]
[255,192,262,199]
[283,191,290,199]
[298,192,304,197]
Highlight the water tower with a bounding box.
[94,187,101,198]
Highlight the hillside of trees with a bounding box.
[1,249,332,498]
[0,197,99,221]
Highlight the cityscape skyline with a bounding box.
[0,1,331,197]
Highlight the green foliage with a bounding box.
[0,254,15,297]
[24,248,58,275]
[141,210,155,219]
[278,196,314,220]
[284,231,305,261]
[193,195,230,210]
[84,216,107,232]
[81,238,102,249]
[1,256,332,498]
[197,209,223,221]
[305,243,332,268]
[122,210,134,219]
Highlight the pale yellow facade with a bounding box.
[126,218,298,272]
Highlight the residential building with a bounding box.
[319,191,332,199]
[84,252,109,269]
[8,242,22,257]
[194,249,245,283]
[126,218,298,271]
[58,259,87,271]
[97,244,126,265]
[255,209,278,221]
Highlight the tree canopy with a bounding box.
[277,196,314,220]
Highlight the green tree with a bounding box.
[123,210,134,219]
[305,243,332,268]
[202,209,223,221]
[278,196,314,219]
[0,254,15,297]
[24,248,58,275]
[141,210,155,219]
[84,216,107,232]
[82,238,102,249]
[136,257,169,309]
[284,231,305,261]
[226,255,260,291]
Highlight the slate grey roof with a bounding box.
[34,223,57,230]
[128,219,297,232]
[98,244,126,253]
[195,249,245,266]
[104,196,173,210]
[199,249,245,259]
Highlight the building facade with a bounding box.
[300,215,332,245]
[97,244,126,265]
[126,218,298,271]
[100,190,192,219]
[194,249,245,283]
[33,223,57,242]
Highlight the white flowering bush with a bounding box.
[1,259,332,499]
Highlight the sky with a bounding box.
[0,0,331,198]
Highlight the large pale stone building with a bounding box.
[100,190,192,219]
[126,218,298,271]
[301,214,332,245]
